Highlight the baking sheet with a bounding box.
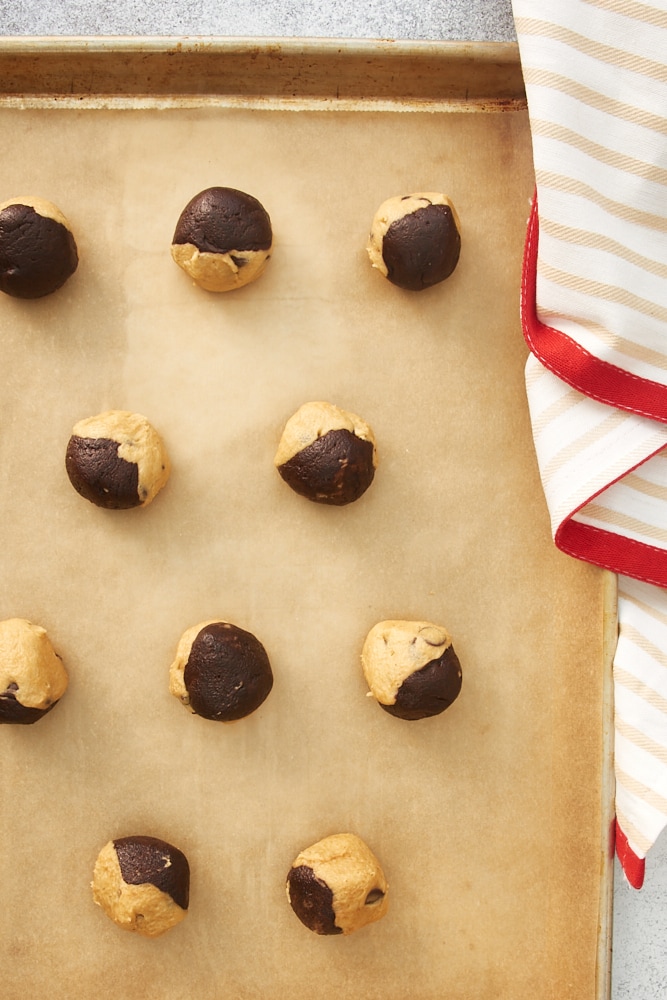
[0,39,613,1000]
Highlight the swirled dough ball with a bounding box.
[65,410,171,510]
[366,192,461,291]
[169,620,273,722]
[92,835,190,937]
[361,620,462,720]
[0,196,78,298]
[171,186,273,292]
[275,401,377,506]
[0,618,68,725]
[286,833,389,936]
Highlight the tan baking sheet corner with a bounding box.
[0,38,613,1000]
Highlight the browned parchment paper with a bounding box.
[0,91,610,1000]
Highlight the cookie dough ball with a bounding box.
[92,835,190,937]
[361,620,462,720]
[169,620,273,722]
[275,401,377,506]
[366,192,461,291]
[171,186,273,292]
[0,195,78,298]
[65,410,171,510]
[286,833,388,936]
[0,618,68,725]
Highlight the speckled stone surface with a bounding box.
[0,0,517,39]
[0,0,663,997]
[613,831,667,999]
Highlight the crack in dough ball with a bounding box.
[0,195,78,298]
[65,410,171,510]
[0,618,68,725]
[361,619,462,720]
[171,186,273,292]
[286,833,389,935]
[274,401,378,506]
[366,192,461,291]
[169,620,273,722]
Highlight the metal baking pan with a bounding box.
[0,37,613,1000]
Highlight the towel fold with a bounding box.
[512,0,667,887]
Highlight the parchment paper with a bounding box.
[0,102,609,999]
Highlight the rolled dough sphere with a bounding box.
[171,186,273,292]
[169,620,273,722]
[366,192,461,291]
[0,195,78,298]
[286,833,389,936]
[92,835,190,937]
[274,401,377,506]
[361,619,462,720]
[0,618,68,725]
[65,410,171,510]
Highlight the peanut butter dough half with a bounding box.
[0,195,78,298]
[361,619,462,720]
[91,835,190,937]
[366,192,461,291]
[275,401,378,506]
[0,618,68,725]
[65,410,171,510]
[286,833,389,935]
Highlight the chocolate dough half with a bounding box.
[367,192,461,291]
[169,620,273,722]
[0,196,78,298]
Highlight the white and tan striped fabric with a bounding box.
[511,0,667,886]
[615,576,667,861]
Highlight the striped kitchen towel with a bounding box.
[511,0,667,887]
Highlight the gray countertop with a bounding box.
[0,1,665,997]
[0,0,517,40]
